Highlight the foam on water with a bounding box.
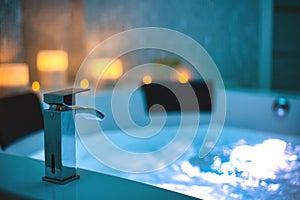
[137,134,300,199]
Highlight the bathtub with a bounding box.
[2,88,300,199]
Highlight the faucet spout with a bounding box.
[73,106,105,121]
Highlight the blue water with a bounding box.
[124,127,300,199]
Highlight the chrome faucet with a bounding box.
[42,88,104,184]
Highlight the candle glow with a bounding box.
[37,50,68,72]
[89,58,123,80]
[0,63,29,87]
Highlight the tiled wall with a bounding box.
[0,0,23,63]
[5,0,299,91]
[84,0,260,88]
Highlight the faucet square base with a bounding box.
[42,174,80,185]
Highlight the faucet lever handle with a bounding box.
[44,88,90,106]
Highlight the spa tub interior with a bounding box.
[2,89,300,200]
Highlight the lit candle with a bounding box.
[80,79,89,89]
[0,63,29,87]
[31,81,41,92]
[171,67,192,84]
[143,75,152,85]
[37,50,68,89]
